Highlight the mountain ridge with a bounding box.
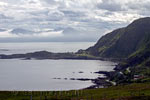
[78,17,150,59]
[77,17,150,84]
[0,17,150,85]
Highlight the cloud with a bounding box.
[0,1,8,6]
[34,30,63,37]
[0,0,149,42]
[0,14,12,19]
[0,30,18,38]
[41,0,57,5]
[97,0,123,11]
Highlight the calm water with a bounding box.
[0,42,116,91]
[0,42,95,54]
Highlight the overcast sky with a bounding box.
[0,0,149,42]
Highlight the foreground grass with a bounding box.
[0,83,150,100]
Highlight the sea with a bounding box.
[0,42,116,91]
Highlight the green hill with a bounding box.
[111,34,150,84]
[1,83,150,100]
[81,17,150,59]
[77,17,150,84]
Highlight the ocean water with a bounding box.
[0,42,95,54]
[0,42,116,91]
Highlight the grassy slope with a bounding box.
[111,37,150,84]
[83,17,150,59]
[0,83,150,100]
[1,18,150,100]
[79,17,150,85]
[85,28,125,57]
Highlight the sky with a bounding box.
[0,0,149,42]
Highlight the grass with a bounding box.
[0,83,150,100]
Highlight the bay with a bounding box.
[0,42,116,91]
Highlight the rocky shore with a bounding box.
[0,50,119,89]
[86,71,116,89]
[52,70,117,89]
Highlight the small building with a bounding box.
[134,75,144,80]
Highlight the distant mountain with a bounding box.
[81,17,150,59]
[11,28,34,34]
[1,17,150,85]
[62,27,77,34]
[0,28,6,32]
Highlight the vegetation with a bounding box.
[111,42,150,84]
[77,17,150,85]
[0,83,150,100]
[83,17,150,58]
[1,17,150,99]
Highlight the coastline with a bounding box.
[0,50,121,90]
[0,50,125,61]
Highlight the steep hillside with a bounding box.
[77,17,150,84]
[111,38,150,84]
[82,17,150,58]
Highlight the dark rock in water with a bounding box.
[76,78,92,81]
[64,78,68,80]
[70,78,76,80]
[94,71,114,78]
[94,71,109,74]
[92,78,111,87]
[69,78,92,81]
[52,78,61,80]
[57,78,61,79]
[78,71,84,73]
[52,78,57,79]
[0,49,9,51]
